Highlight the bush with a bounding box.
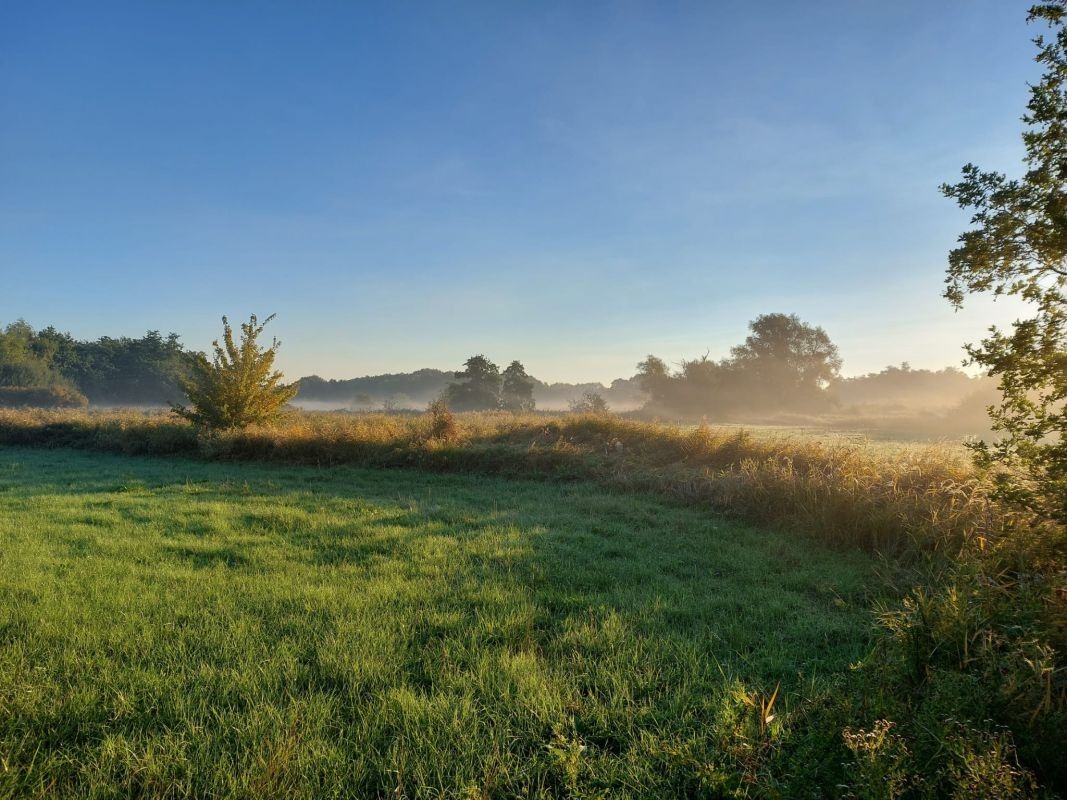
[173,314,298,431]
[426,398,458,441]
[0,385,88,409]
[569,391,610,415]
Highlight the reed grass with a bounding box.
[0,408,1007,559]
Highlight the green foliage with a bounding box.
[841,720,912,800]
[444,355,501,411]
[0,319,185,405]
[941,2,1067,520]
[500,360,535,412]
[172,314,298,431]
[0,358,62,390]
[0,320,69,389]
[59,329,186,405]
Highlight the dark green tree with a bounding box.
[172,314,298,431]
[501,360,536,412]
[941,2,1067,519]
[444,355,501,411]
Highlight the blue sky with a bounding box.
[0,1,1040,382]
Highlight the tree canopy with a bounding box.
[0,320,192,406]
[730,313,841,394]
[941,1,1067,518]
[501,360,536,412]
[444,355,502,411]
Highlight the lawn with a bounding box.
[0,447,878,798]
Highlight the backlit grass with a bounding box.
[0,447,877,798]
[0,408,997,557]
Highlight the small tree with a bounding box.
[172,314,298,431]
[444,355,501,411]
[941,2,1067,519]
[501,360,536,412]
[569,390,610,415]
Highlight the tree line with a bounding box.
[0,313,991,416]
[0,321,185,407]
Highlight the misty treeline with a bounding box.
[636,313,994,419]
[0,314,991,418]
[637,313,840,417]
[299,370,642,411]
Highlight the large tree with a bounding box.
[729,313,841,408]
[941,2,1067,519]
[172,314,298,431]
[444,355,501,411]
[501,360,536,412]
[635,355,674,407]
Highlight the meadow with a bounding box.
[0,408,996,557]
[0,409,1063,797]
[0,447,878,797]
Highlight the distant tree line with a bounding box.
[634,313,994,419]
[0,320,186,407]
[830,363,990,410]
[296,369,642,411]
[0,314,991,419]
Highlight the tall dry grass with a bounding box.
[0,407,1017,559]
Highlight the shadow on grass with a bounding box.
[0,445,880,798]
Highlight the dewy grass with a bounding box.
[0,408,1004,559]
[0,447,878,798]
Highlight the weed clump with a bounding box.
[426,398,458,442]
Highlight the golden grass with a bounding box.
[0,407,1019,559]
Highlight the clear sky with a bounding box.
[0,1,1041,383]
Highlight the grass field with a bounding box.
[0,408,994,557]
[0,447,879,798]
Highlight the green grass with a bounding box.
[0,447,878,798]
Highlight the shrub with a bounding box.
[569,391,610,415]
[426,398,458,441]
[0,385,88,409]
[172,314,298,431]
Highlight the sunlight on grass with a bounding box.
[0,447,876,797]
